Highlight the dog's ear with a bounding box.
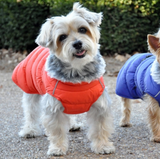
[147,34,160,54]
[73,2,102,26]
[35,18,54,47]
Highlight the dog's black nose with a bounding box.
[73,41,82,50]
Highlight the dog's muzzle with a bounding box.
[73,40,87,58]
[73,49,87,58]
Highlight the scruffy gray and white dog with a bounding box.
[13,3,115,156]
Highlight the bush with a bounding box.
[100,6,160,55]
[0,0,160,55]
[0,0,50,52]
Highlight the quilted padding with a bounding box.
[116,53,160,104]
[12,46,49,94]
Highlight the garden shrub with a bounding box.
[0,0,160,55]
[100,6,160,55]
[0,0,50,52]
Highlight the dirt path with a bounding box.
[0,57,160,159]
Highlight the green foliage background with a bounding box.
[0,0,160,55]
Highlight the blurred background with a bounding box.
[0,0,160,56]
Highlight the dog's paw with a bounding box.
[47,145,67,156]
[91,142,115,154]
[150,136,160,143]
[119,121,132,127]
[19,126,42,138]
[69,122,83,132]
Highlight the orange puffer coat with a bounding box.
[12,46,105,114]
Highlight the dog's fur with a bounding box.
[18,3,115,156]
[119,29,160,142]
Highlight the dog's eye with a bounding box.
[59,34,67,41]
[78,27,87,34]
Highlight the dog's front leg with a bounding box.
[147,95,160,142]
[19,93,43,138]
[87,89,115,154]
[119,97,132,127]
[42,94,70,156]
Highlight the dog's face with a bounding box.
[148,30,160,62]
[35,3,102,69]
